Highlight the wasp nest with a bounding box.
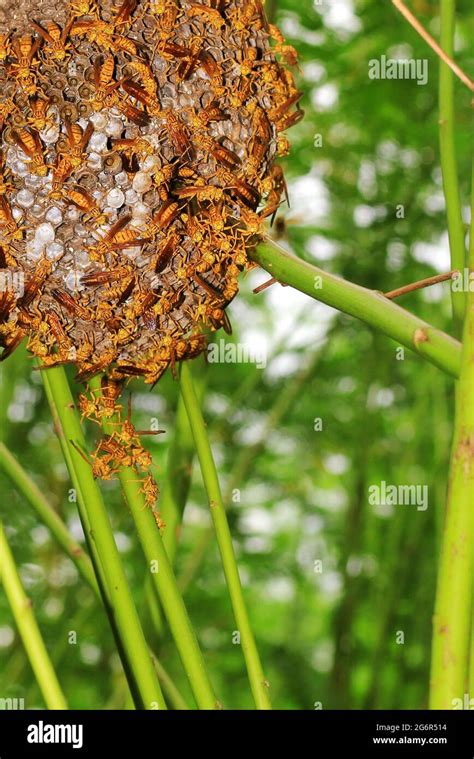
[0,0,303,385]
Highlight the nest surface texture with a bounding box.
[0,0,302,384]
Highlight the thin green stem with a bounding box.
[438,0,467,333]
[0,522,68,709]
[161,355,207,563]
[430,160,474,708]
[252,241,461,378]
[180,361,272,710]
[179,342,325,594]
[40,366,166,710]
[0,442,100,597]
[88,375,219,710]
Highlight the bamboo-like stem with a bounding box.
[251,241,461,378]
[161,355,207,563]
[438,0,467,333]
[180,361,272,710]
[430,161,474,708]
[0,442,100,597]
[391,0,474,92]
[0,441,190,710]
[0,522,68,709]
[40,366,166,710]
[88,375,219,710]
[151,656,190,710]
[179,343,325,594]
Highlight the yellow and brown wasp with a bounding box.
[11,127,49,176]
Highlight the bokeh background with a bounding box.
[0,0,472,709]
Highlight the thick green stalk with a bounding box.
[0,442,100,597]
[180,361,272,710]
[0,522,68,709]
[88,375,219,710]
[430,162,474,708]
[252,241,461,378]
[439,0,466,333]
[40,366,166,710]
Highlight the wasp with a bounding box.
[67,185,107,226]
[88,214,145,260]
[193,133,241,170]
[71,439,122,480]
[70,0,99,15]
[187,1,225,28]
[50,155,74,199]
[31,19,74,64]
[144,200,181,237]
[110,137,153,163]
[0,328,26,361]
[121,78,161,115]
[163,111,192,158]
[9,35,42,95]
[61,119,94,169]
[140,474,160,508]
[151,0,182,45]
[185,102,227,131]
[46,310,74,354]
[268,24,299,66]
[127,59,158,99]
[71,0,138,55]
[151,232,177,274]
[268,92,304,131]
[11,127,49,176]
[0,196,24,241]
[50,288,92,320]
[80,266,133,288]
[17,257,53,308]
[74,347,118,382]
[0,33,12,62]
[228,0,267,33]
[0,97,19,129]
[0,289,15,323]
[151,161,181,200]
[27,96,56,132]
[217,167,260,209]
[119,99,151,127]
[90,55,121,110]
[175,184,226,202]
[78,377,123,423]
[0,150,13,196]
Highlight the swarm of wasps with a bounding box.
[0,0,302,506]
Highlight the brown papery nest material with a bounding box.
[0,0,302,389]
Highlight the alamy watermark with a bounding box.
[0,697,25,710]
[369,55,428,86]
[0,270,24,298]
[207,339,267,369]
[368,481,429,512]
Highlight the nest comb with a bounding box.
[0,0,303,387]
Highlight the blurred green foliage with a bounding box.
[0,0,472,709]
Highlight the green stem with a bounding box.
[0,442,100,597]
[0,522,68,709]
[0,441,190,710]
[88,375,219,710]
[161,355,207,563]
[251,241,461,378]
[430,160,474,708]
[180,361,272,710]
[179,342,325,594]
[40,366,166,710]
[439,0,466,333]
